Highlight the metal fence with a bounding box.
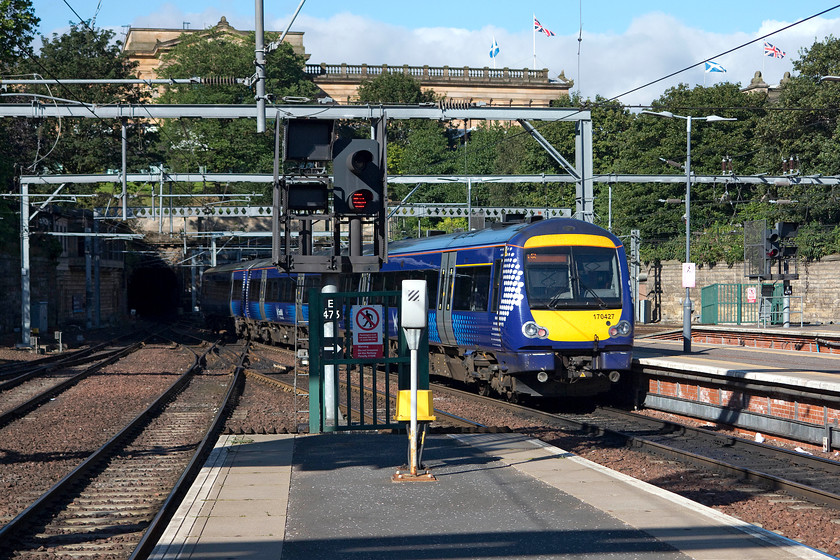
[307,289,429,433]
[700,283,789,326]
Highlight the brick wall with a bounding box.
[643,256,840,325]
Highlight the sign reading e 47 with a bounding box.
[351,305,384,358]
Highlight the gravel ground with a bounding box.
[0,345,194,524]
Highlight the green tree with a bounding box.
[357,72,437,105]
[20,25,150,178]
[156,29,319,182]
[755,35,840,226]
[610,83,764,262]
[0,0,39,198]
[0,0,38,69]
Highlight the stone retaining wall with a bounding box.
[642,256,840,326]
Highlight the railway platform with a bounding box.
[150,431,831,560]
[634,331,840,392]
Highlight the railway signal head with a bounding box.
[332,138,383,216]
[765,227,781,259]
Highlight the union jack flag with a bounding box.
[534,17,555,37]
[764,41,786,59]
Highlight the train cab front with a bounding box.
[514,233,634,396]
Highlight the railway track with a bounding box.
[244,369,482,430]
[429,382,840,511]
[0,329,150,381]
[0,333,247,559]
[0,336,150,428]
[642,325,840,354]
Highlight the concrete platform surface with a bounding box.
[635,338,840,393]
[150,431,833,560]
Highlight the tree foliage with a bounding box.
[0,0,38,68]
[4,21,840,262]
[155,30,318,196]
[26,26,151,176]
[357,72,437,104]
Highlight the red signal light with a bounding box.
[349,190,372,211]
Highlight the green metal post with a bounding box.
[308,289,322,434]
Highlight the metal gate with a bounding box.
[700,283,784,325]
[306,288,429,433]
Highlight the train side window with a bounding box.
[302,275,319,303]
[340,275,357,293]
[266,278,278,300]
[490,258,502,313]
[249,277,261,300]
[278,278,292,302]
[452,265,492,312]
[423,270,438,309]
[232,279,243,298]
[383,271,401,292]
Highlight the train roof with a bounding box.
[388,217,621,255]
[204,258,275,275]
[203,218,621,275]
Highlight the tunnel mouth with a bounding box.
[127,266,180,319]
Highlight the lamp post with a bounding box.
[641,110,736,352]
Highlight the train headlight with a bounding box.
[522,321,548,338]
[609,320,632,338]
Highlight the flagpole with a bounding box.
[493,36,496,69]
[762,43,766,78]
[533,13,536,70]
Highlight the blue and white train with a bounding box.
[200,217,634,398]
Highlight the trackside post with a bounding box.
[393,280,436,482]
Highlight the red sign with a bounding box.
[351,305,383,358]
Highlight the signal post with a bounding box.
[745,220,799,327]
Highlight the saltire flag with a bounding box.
[704,60,726,73]
[490,37,500,58]
[534,17,555,37]
[764,41,786,59]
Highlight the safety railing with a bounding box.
[758,295,803,328]
[305,63,551,83]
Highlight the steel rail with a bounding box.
[131,341,249,560]
[0,339,147,429]
[0,337,231,550]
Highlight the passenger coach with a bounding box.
[201,217,634,399]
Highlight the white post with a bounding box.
[121,119,128,221]
[255,0,267,133]
[20,182,31,347]
[322,277,339,426]
[401,279,427,476]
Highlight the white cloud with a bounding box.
[79,7,840,106]
[292,11,836,105]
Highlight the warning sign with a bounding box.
[682,262,696,288]
[746,286,757,303]
[351,305,384,358]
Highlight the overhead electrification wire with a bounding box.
[606,3,840,104]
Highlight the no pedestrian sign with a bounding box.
[351,305,384,358]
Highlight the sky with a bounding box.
[29,1,840,105]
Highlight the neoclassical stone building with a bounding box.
[122,16,573,106]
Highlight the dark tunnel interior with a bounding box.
[127,266,181,318]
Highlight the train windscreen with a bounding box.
[525,246,622,309]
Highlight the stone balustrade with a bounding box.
[305,63,553,84]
